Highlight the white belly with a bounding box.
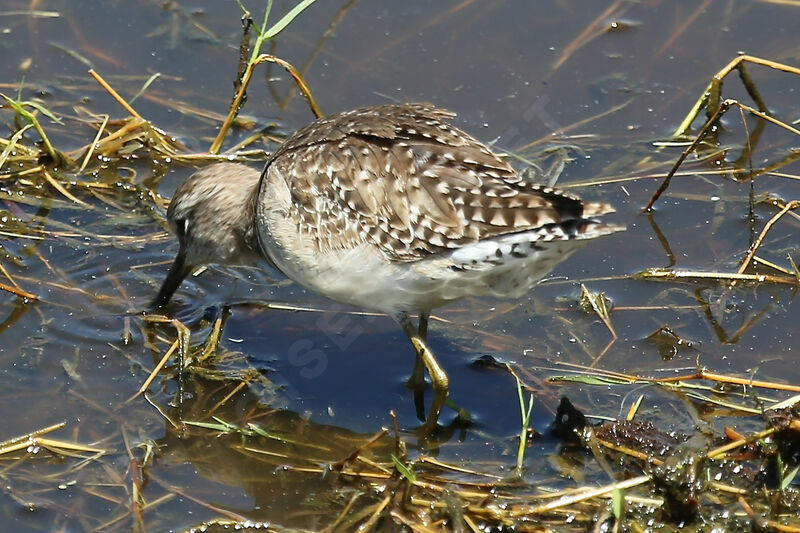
[258,216,592,315]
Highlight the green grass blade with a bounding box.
[391,454,416,483]
[781,463,800,491]
[25,100,63,124]
[263,0,317,40]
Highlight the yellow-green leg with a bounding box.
[395,311,449,431]
[407,310,430,392]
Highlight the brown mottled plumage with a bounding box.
[261,104,613,261]
[153,103,623,430]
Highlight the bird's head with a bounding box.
[151,163,261,308]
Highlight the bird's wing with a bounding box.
[269,103,605,262]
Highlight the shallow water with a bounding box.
[1,0,800,530]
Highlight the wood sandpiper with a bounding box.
[152,103,623,430]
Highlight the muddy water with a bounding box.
[1,1,799,530]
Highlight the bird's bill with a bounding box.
[150,250,193,309]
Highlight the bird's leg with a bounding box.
[418,310,429,339]
[395,311,449,431]
[198,305,232,362]
[407,310,430,392]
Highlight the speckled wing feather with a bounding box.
[266,103,609,262]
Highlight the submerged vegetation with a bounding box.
[1,1,800,531]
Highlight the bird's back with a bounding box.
[259,103,616,262]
